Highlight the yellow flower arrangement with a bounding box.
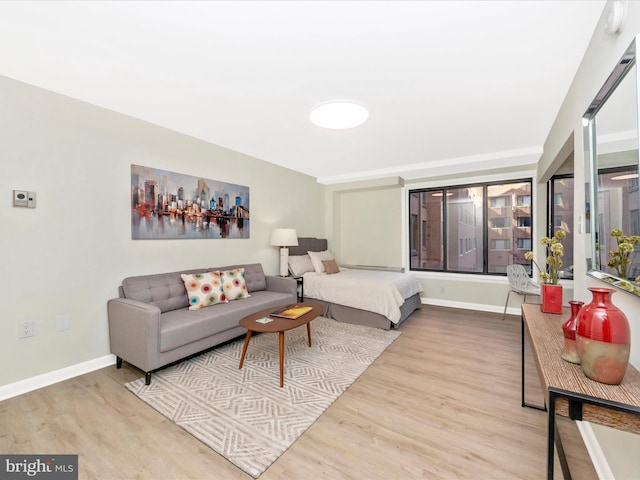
[607,229,640,280]
[524,229,566,285]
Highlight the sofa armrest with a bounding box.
[265,275,297,296]
[107,298,162,373]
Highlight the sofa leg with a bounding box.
[145,372,152,385]
[116,356,123,369]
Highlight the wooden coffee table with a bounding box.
[238,300,323,387]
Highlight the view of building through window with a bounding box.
[550,175,574,280]
[596,167,640,279]
[409,180,532,274]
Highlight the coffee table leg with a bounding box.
[307,323,312,347]
[239,330,253,369]
[279,331,285,387]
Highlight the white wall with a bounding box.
[334,187,403,268]
[0,75,325,388]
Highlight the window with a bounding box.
[548,175,574,280]
[596,167,639,276]
[517,216,532,227]
[491,239,510,250]
[491,217,510,228]
[517,195,531,206]
[409,179,532,274]
[554,192,564,206]
[490,196,510,208]
[447,186,483,272]
[409,190,443,270]
[410,212,418,257]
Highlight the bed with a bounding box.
[288,238,423,330]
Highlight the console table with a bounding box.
[521,303,640,479]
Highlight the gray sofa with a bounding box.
[107,263,296,384]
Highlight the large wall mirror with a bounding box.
[584,37,640,296]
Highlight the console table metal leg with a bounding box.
[548,390,573,480]
[548,391,556,480]
[522,314,547,411]
[554,416,572,480]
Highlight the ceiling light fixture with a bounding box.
[309,101,369,129]
[610,173,639,181]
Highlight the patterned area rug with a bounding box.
[125,317,401,478]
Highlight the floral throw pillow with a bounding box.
[181,272,227,310]
[220,268,251,301]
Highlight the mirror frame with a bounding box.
[583,37,640,296]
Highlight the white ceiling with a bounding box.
[0,1,606,184]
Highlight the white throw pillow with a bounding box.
[288,255,315,276]
[307,250,335,273]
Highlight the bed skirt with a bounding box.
[316,292,422,330]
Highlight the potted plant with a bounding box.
[524,229,566,314]
[607,229,640,280]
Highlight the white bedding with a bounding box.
[302,268,423,324]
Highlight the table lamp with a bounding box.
[270,228,298,277]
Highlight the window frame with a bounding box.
[408,178,533,275]
[547,173,574,281]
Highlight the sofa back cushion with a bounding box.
[208,263,266,292]
[122,269,207,313]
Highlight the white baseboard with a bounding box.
[0,354,117,402]
[421,297,541,317]
[577,421,614,480]
[421,297,517,315]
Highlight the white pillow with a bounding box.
[288,255,315,276]
[307,250,335,273]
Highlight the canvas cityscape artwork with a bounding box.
[131,164,250,239]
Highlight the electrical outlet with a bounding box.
[18,321,34,339]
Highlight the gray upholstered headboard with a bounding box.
[290,237,328,255]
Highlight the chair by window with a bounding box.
[503,264,540,319]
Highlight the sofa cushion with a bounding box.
[122,269,207,313]
[219,268,251,301]
[159,290,296,352]
[181,272,227,310]
[208,263,266,292]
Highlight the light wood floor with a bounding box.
[0,306,597,479]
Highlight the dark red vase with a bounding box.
[576,287,630,385]
[561,300,584,364]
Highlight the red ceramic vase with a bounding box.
[576,287,630,385]
[541,284,563,314]
[561,300,584,364]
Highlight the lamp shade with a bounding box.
[270,229,298,247]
